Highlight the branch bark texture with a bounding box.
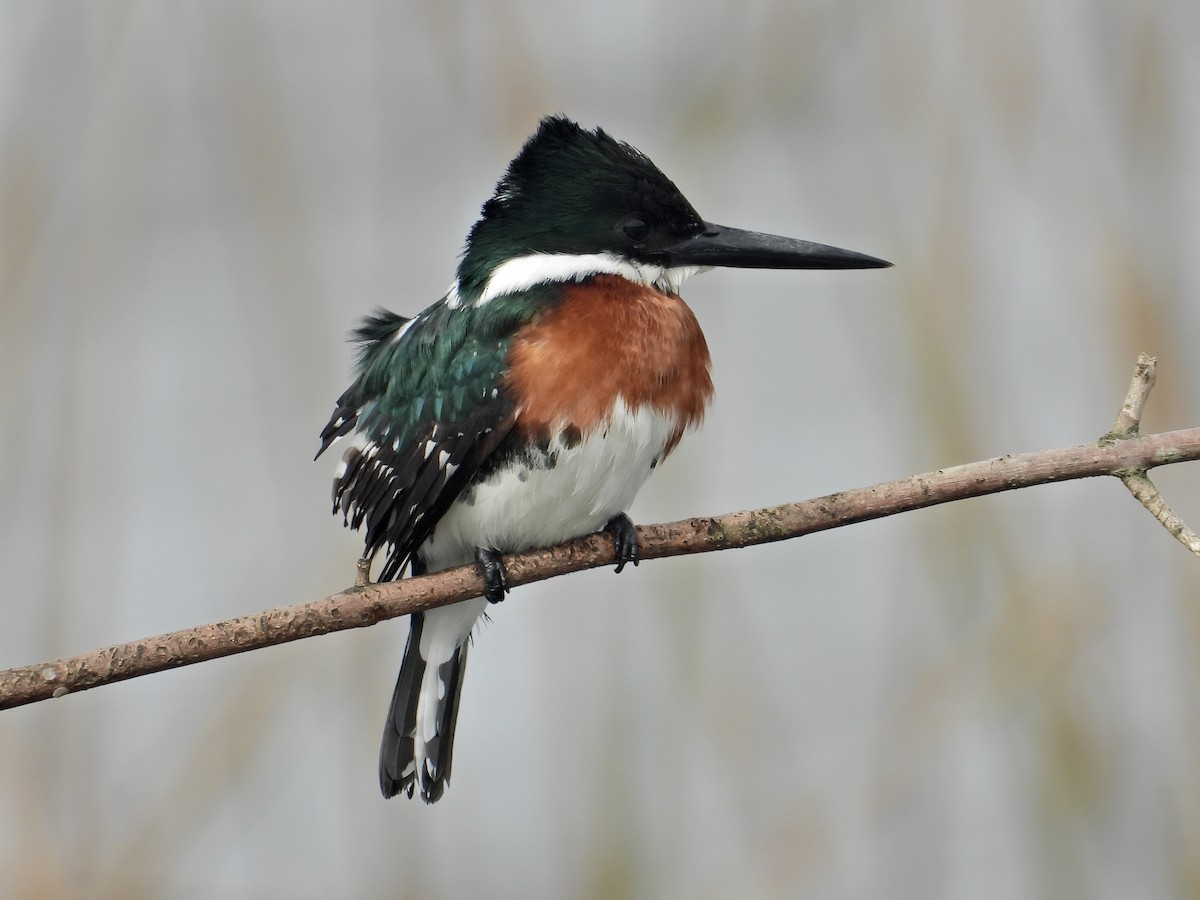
[2,356,1197,710]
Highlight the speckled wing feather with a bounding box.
[316,304,522,581]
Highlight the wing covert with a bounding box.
[317,304,520,580]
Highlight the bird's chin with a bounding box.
[650,264,709,295]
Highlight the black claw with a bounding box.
[604,513,640,574]
[474,547,510,603]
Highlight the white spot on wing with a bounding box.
[320,408,365,453]
[391,316,419,343]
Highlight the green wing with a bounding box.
[317,292,548,580]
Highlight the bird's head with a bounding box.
[456,116,889,303]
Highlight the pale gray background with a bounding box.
[2,2,1199,898]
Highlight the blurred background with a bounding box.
[2,2,1199,897]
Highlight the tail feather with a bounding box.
[417,648,469,800]
[379,611,427,799]
[379,595,485,802]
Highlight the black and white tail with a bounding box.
[379,571,489,802]
[378,613,465,801]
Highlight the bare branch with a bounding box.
[3,424,1199,711]
[4,354,1200,710]
[1100,355,1200,556]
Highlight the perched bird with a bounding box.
[317,116,889,802]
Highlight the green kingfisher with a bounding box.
[317,115,889,802]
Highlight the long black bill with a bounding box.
[664,221,891,270]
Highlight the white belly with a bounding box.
[419,400,680,572]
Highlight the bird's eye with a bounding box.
[620,217,650,243]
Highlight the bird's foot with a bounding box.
[605,513,640,574]
[474,547,510,603]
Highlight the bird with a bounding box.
[316,115,889,803]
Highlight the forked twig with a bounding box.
[1103,354,1200,555]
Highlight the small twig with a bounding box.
[1121,474,1200,555]
[1110,352,1157,437]
[1103,354,1200,557]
